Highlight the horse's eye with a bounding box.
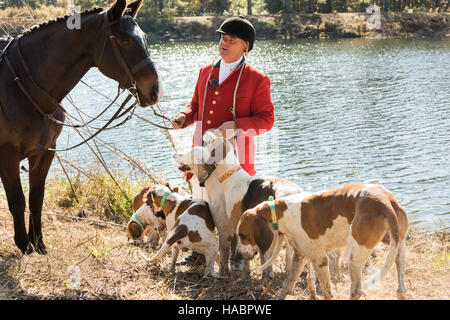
[118,38,131,47]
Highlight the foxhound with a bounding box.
[133,184,219,277]
[235,180,409,300]
[173,131,303,277]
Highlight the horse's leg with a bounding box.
[0,147,32,254]
[28,151,55,254]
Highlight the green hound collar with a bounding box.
[199,164,216,187]
[268,196,278,231]
[160,191,172,209]
[133,213,146,229]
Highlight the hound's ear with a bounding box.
[145,190,155,206]
[209,138,227,162]
[254,218,274,254]
[172,186,179,193]
[107,0,127,21]
[126,0,143,18]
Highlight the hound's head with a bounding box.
[173,146,216,184]
[235,199,288,261]
[203,131,237,165]
[145,183,179,212]
[173,131,237,183]
[126,182,177,242]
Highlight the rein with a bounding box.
[0,92,135,152]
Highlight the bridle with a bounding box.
[97,12,156,106]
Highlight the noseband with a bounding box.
[97,12,155,105]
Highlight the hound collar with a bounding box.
[218,166,241,183]
[132,213,147,229]
[159,191,172,209]
[199,164,216,187]
[268,196,279,231]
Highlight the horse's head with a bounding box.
[95,0,162,107]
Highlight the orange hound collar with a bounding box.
[218,166,241,183]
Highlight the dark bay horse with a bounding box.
[0,0,162,254]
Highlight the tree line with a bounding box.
[1,0,447,15]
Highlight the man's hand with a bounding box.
[172,113,186,129]
[215,121,238,139]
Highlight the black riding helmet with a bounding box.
[216,16,256,52]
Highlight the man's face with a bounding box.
[218,34,248,63]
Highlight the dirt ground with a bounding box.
[0,205,448,300]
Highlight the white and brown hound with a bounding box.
[235,180,408,300]
[126,184,172,246]
[173,131,303,277]
[135,184,219,277]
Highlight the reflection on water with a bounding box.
[56,38,449,230]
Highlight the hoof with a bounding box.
[23,243,35,255]
[16,239,34,255]
[29,235,48,255]
[397,290,407,300]
[350,291,363,300]
[34,242,48,255]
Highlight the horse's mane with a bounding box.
[20,7,104,36]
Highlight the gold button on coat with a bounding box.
[214,91,219,95]
[212,100,217,104]
[206,120,211,124]
[209,110,214,114]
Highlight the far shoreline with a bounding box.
[138,12,450,43]
[0,10,449,41]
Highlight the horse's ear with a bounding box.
[107,0,127,21]
[127,0,144,18]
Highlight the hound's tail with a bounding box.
[257,231,283,272]
[139,225,187,263]
[139,242,171,263]
[362,205,400,291]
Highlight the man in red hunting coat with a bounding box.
[172,16,275,178]
[171,17,275,269]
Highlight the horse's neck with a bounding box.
[18,13,103,103]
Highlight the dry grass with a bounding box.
[0,202,448,300]
[0,6,66,36]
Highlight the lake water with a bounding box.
[54,38,449,230]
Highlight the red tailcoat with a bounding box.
[180,58,274,176]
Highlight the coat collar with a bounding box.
[213,56,245,69]
[210,56,246,89]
